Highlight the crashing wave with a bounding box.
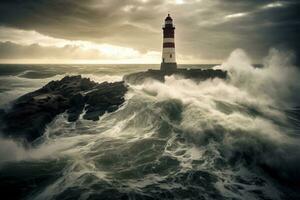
[0,49,300,200]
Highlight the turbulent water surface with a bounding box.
[0,49,300,200]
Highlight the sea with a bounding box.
[0,49,300,200]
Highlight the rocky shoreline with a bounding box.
[0,68,227,143]
[0,75,127,142]
[123,68,227,84]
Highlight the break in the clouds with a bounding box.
[0,0,299,63]
[0,26,160,64]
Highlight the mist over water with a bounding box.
[0,49,300,200]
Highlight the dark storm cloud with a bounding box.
[218,0,300,62]
[0,0,299,63]
[0,0,163,52]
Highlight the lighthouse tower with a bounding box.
[161,14,177,73]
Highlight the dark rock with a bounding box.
[0,109,5,118]
[83,81,127,120]
[67,93,85,122]
[0,75,127,142]
[123,68,227,84]
[83,109,105,121]
[123,70,164,84]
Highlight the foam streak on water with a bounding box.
[0,50,300,199]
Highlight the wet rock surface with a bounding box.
[0,75,127,142]
[0,69,226,143]
[123,68,228,84]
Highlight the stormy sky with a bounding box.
[0,0,299,64]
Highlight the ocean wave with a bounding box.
[17,70,61,79]
[1,49,300,199]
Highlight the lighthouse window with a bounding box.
[170,54,172,58]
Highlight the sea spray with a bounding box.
[220,48,300,107]
[0,49,300,199]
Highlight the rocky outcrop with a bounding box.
[0,69,226,143]
[123,68,227,84]
[0,75,127,142]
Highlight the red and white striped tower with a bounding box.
[161,14,177,73]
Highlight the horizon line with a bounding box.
[0,63,223,65]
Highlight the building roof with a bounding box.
[165,14,173,21]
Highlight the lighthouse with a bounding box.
[161,14,177,73]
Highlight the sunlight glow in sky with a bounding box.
[0,0,298,64]
[224,12,249,19]
[262,2,284,9]
[0,26,162,64]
